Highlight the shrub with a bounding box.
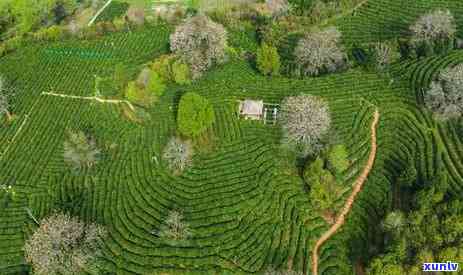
[172,60,191,85]
[24,212,106,275]
[126,5,145,26]
[0,184,16,209]
[170,15,227,79]
[177,92,215,139]
[381,211,406,236]
[125,81,139,102]
[152,55,175,83]
[163,137,193,174]
[305,157,344,219]
[146,71,166,97]
[424,63,463,120]
[279,95,331,155]
[159,210,192,241]
[256,42,281,76]
[63,130,100,170]
[327,144,349,174]
[294,27,347,77]
[34,25,64,41]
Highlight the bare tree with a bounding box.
[264,267,303,275]
[0,77,11,121]
[162,137,193,174]
[294,27,347,77]
[159,209,192,241]
[279,95,331,155]
[24,212,106,275]
[63,130,100,170]
[371,42,398,71]
[265,0,290,18]
[170,15,227,79]
[424,63,463,120]
[410,9,456,43]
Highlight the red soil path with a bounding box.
[311,110,380,275]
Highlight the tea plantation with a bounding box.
[0,0,462,274]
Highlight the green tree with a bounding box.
[151,55,175,83]
[327,144,349,174]
[172,60,191,85]
[146,70,165,97]
[256,42,281,76]
[305,157,345,219]
[177,92,215,139]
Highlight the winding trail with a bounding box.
[311,109,380,275]
[41,91,135,111]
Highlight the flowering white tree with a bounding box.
[425,63,463,120]
[279,95,331,155]
[294,27,347,77]
[24,213,106,275]
[170,15,227,79]
[410,9,456,43]
[162,137,193,174]
[63,130,100,170]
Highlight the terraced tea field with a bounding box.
[0,1,463,274]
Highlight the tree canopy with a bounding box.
[177,92,215,139]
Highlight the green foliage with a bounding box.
[177,92,215,139]
[146,70,166,97]
[305,157,345,214]
[125,81,139,102]
[0,184,16,209]
[327,144,349,174]
[397,160,417,188]
[113,63,128,91]
[256,42,281,76]
[151,54,191,85]
[172,60,191,85]
[368,172,463,274]
[151,54,175,82]
[34,25,64,41]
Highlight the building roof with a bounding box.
[240,100,264,116]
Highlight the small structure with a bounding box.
[239,99,264,120]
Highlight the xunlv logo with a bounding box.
[423,262,459,272]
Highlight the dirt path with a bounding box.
[311,109,379,275]
[88,0,114,27]
[41,91,135,111]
